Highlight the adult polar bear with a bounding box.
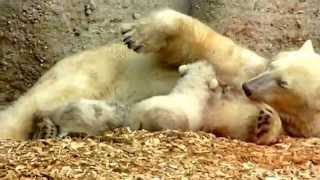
[243,40,320,138]
[0,9,267,139]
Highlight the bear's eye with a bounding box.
[276,79,288,88]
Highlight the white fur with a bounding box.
[123,8,268,89]
[202,88,283,145]
[0,44,179,139]
[128,61,217,131]
[299,40,314,53]
[0,8,270,140]
[245,40,320,137]
[32,99,128,138]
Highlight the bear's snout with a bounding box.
[242,83,252,97]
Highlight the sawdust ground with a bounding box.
[0,129,319,179]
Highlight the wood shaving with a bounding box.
[0,129,319,179]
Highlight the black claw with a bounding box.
[125,39,135,49]
[266,108,273,113]
[257,115,267,128]
[121,29,132,35]
[123,36,131,43]
[40,132,47,139]
[56,125,61,134]
[133,45,143,52]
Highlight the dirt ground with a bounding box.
[0,1,320,179]
[0,129,319,179]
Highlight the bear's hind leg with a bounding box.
[31,115,59,139]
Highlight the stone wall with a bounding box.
[0,0,319,105]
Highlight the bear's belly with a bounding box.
[109,64,179,105]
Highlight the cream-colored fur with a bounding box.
[0,44,179,139]
[128,61,218,131]
[243,40,320,137]
[122,9,268,89]
[202,88,283,145]
[0,9,270,140]
[122,8,282,144]
[31,99,128,139]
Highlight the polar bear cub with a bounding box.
[128,60,218,131]
[31,99,128,139]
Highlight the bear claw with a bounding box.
[133,45,144,52]
[123,36,144,52]
[125,39,135,49]
[121,29,132,35]
[31,118,59,139]
[123,36,132,43]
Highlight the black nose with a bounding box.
[242,83,252,97]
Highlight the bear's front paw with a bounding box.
[121,20,168,53]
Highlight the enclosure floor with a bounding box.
[0,129,319,179]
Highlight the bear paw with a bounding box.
[121,9,183,53]
[121,22,168,53]
[32,118,59,139]
[251,108,276,145]
[256,109,272,136]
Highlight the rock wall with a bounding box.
[0,0,190,105]
[0,0,319,105]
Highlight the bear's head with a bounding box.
[178,61,219,90]
[242,40,320,114]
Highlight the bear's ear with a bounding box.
[300,40,315,53]
[208,79,219,90]
[178,64,188,76]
